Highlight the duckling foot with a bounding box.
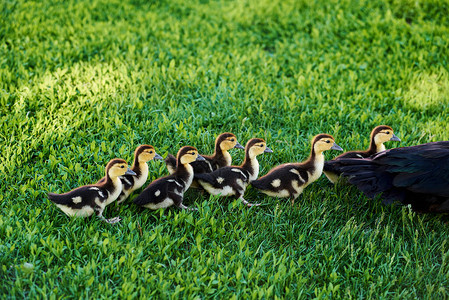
[179,204,198,211]
[239,197,260,207]
[99,216,122,224]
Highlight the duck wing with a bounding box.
[335,142,449,207]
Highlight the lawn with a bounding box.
[1,0,449,298]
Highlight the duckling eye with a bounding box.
[326,140,330,143]
[230,139,234,142]
[149,151,153,154]
[260,144,264,147]
[121,165,125,168]
[386,131,390,134]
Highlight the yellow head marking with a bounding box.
[248,142,267,158]
[314,137,336,153]
[108,162,129,178]
[180,150,199,165]
[139,149,156,163]
[375,129,395,145]
[220,137,238,151]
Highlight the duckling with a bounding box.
[195,138,273,207]
[48,159,136,223]
[97,145,163,205]
[251,134,343,205]
[325,141,449,213]
[323,125,400,183]
[164,132,244,175]
[133,146,205,210]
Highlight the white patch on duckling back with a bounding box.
[72,196,82,204]
[231,168,249,182]
[231,168,246,177]
[271,179,281,188]
[167,179,183,187]
[217,177,225,184]
[155,190,161,197]
[89,187,99,191]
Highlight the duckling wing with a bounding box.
[191,159,214,174]
[133,176,182,206]
[195,167,250,187]
[252,164,307,191]
[48,185,108,206]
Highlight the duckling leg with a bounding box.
[239,197,260,207]
[169,192,197,211]
[95,206,121,224]
[101,216,122,224]
[179,203,198,211]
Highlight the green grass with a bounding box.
[1,0,449,298]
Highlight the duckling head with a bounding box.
[217,132,244,151]
[246,138,273,159]
[177,146,206,165]
[372,125,400,151]
[106,159,136,179]
[136,145,163,163]
[312,134,343,154]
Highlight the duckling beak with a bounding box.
[264,147,273,153]
[234,142,245,149]
[154,153,163,160]
[390,134,401,142]
[331,143,343,151]
[125,168,137,176]
[196,155,206,161]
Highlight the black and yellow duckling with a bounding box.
[323,125,400,183]
[97,145,163,206]
[195,138,273,207]
[251,134,343,205]
[133,146,205,210]
[164,132,244,175]
[48,159,136,223]
[325,141,449,213]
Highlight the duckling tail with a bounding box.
[48,193,69,204]
[249,178,264,190]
